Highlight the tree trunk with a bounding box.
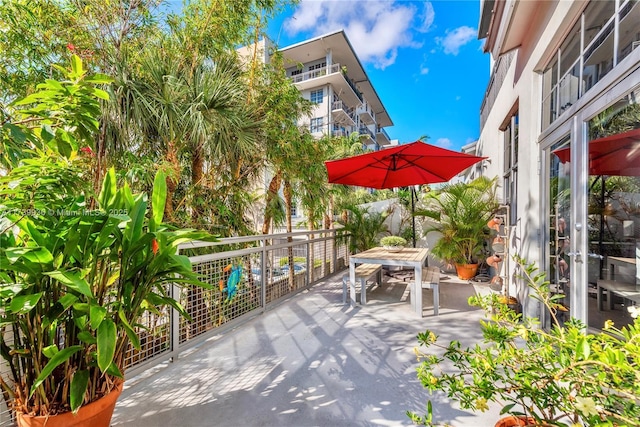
[262,170,282,234]
[164,141,180,221]
[91,122,108,208]
[191,143,204,223]
[283,179,294,291]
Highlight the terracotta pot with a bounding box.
[490,275,504,287]
[487,216,503,232]
[494,416,535,427]
[454,263,478,280]
[487,254,502,268]
[491,236,505,253]
[17,381,123,427]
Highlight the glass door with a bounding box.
[548,136,572,325]
[585,89,640,329]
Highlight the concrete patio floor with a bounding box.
[112,272,504,427]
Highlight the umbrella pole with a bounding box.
[411,186,416,248]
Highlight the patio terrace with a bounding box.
[111,272,504,427]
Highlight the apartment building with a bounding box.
[279,30,394,150]
[238,30,394,227]
[239,30,393,150]
[477,0,640,329]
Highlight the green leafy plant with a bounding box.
[380,235,407,247]
[0,55,213,418]
[409,256,640,427]
[336,204,390,253]
[417,177,499,265]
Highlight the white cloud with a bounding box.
[417,1,435,33]
[436,138,452,148]
[284,0,435,69]
[419,53,429,75]
[439,26,476,55]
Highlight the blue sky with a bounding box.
[267,0,490,151]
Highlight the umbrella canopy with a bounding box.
[326,140,486,188]
[325,140,487,246]
[552,128,640,176]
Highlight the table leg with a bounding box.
[349,259,357,307]
[609,262,614,280]
[597,283,603,311]
[608,287,614,310]
[415,263,423,317]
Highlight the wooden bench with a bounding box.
[342,263,383,305]
[596,279,640,311]
[422,266,441,316]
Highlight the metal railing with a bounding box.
[358,125,376,140]
[480,50,515,130]
[289,63,363,102]
[0,229,350,426]
[332,100,357,123]
[376,127,390,141]
[125,229,349,377]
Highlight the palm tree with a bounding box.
[251,52,313,234]
[337,205,390,253]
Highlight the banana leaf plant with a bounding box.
[0,55,213,417]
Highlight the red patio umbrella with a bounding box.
[552,128,640,176]
[325,140,487,246]
[326,140,486,189]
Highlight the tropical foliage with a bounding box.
[0,55,213,416]
[0,0,362,239]
[337,205,391,253]
[409,257,640,427]
[417,177,499,265]
[380,235,407,247]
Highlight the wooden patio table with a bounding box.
[349,247,429,317]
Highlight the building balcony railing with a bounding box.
[376,127,391,145]
[356,102,375,125]
[479,50,515,130]
[332,100,357,126]
[290,63,363,103]
[358,125,375,140]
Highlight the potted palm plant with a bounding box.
[408,256,640,427]
[416,177,499,279]
[0,56,212,426]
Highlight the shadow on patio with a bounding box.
[112,274,503,427]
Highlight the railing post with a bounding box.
[170,283,180,360]
[261,235,267,310]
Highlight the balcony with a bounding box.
[358,125,376,145]
[331,100,356,126]
[290,63,363,106]
[356,101,375,124]
[105,231,500,426]
[376,127,391,146]
[479,50,515,130]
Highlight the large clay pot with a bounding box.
[454,263,478,280]
[17,381,123,427]
[487,216,503,232]
[494,416,535,427]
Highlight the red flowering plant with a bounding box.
[0,56,213,419]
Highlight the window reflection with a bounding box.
[541,0,639,128]
[549,137,571,325]
[586,88,640,329]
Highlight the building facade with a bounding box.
[278,30,394,150]
[477,0,640,329]
[238,30,394,227]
